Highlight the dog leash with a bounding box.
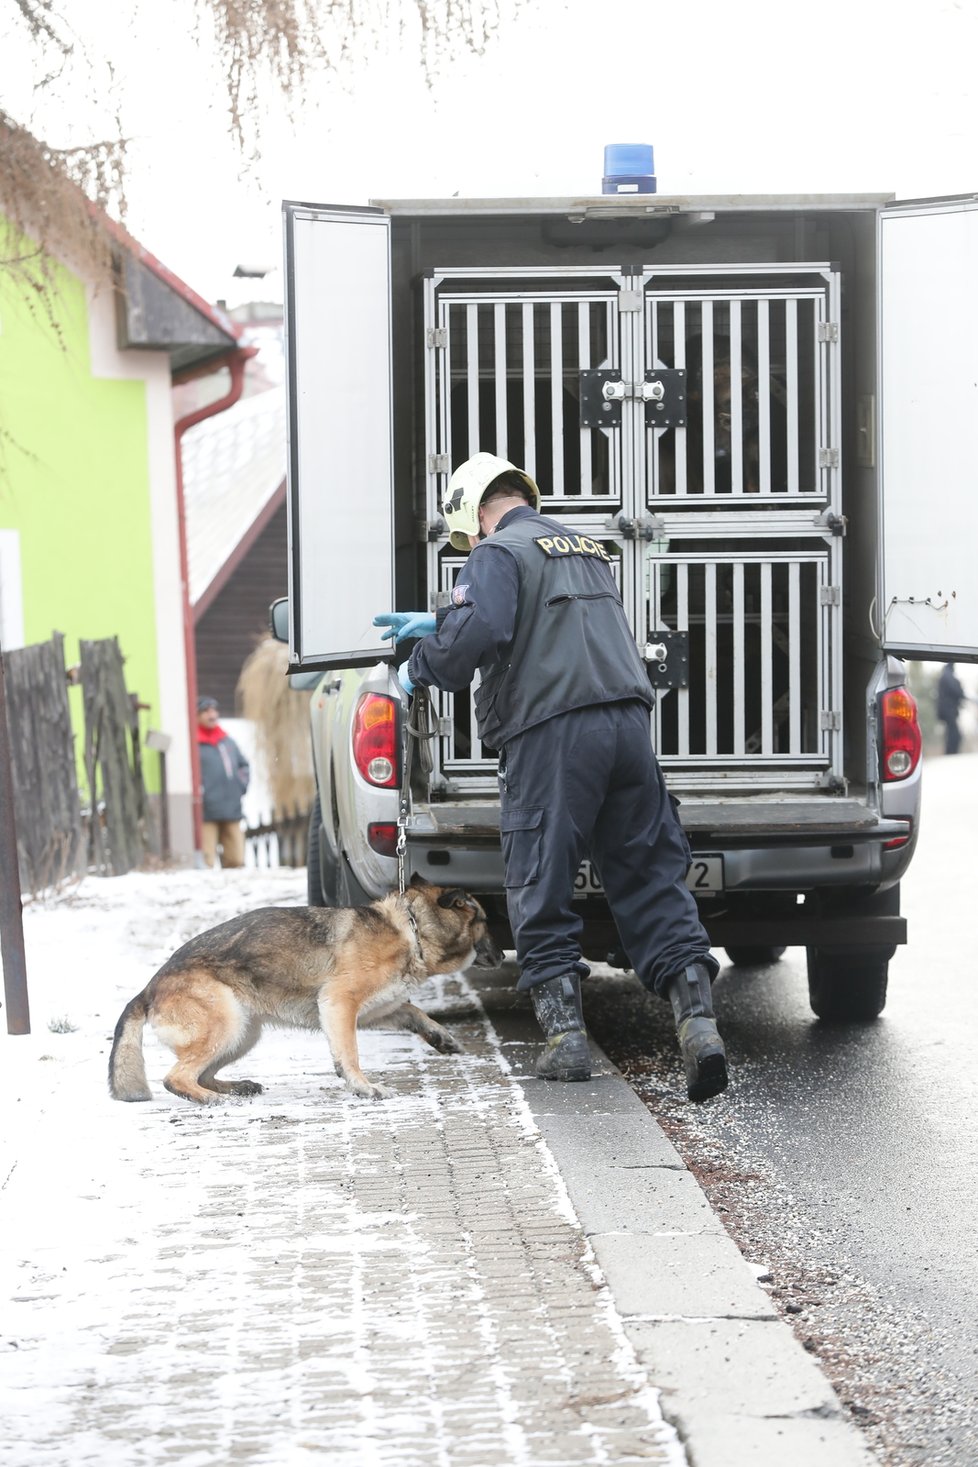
[396,685,434,895]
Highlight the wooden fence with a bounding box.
[2,633,148,892]
[4,633,310,890]
[79,637,148,877]
[2,632,85,892]
[245,806,310,869]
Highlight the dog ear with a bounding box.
[408,873,432,890]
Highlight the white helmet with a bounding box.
[442,452,541,552]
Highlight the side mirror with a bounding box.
[268,597,289,644]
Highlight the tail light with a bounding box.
[879,686,922,781]
[884,819,913,851]
[352,694,399,787]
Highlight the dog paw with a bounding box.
[349,1081,395,1101]
[427,1030,464,1055]
[229,1080,263,1096]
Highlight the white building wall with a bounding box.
[85,283,195,858]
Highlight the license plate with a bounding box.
[574,855,725,898]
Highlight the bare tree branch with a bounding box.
[0,0,520,324]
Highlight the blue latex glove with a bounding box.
[397,665,415,696]
[374,611,436,644]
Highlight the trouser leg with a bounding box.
[589,703,716,996]
[499,711,615,1081]
[499,711,611,993]
[201,821,219,868]
[588,703,726,1101]
[218,820,245,868]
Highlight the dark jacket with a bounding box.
[409,506,652,748]
[198,730,250,822]
[937,664,965,723]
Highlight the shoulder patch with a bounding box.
[451,582,470,607]
[534,534,611,562]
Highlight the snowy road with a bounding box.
[586,751,978,1467]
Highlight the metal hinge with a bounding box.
[417,517,445,542]
[817,322,840,343]
[428,453,450,474]
[819,448,840,469]
[618,289,644,312]
[819,585,842,606]
[820,711,842,731]
[426,328,448,350]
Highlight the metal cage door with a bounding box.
[422,270,633,789]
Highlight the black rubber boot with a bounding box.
[667,961,728,1102]
[530,975,592,1082]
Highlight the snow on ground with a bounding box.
[0,867,681,1467]
[0,867,309,1186]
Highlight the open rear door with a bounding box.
[283,202,394,669]
[879,195,978,661]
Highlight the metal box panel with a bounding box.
[283,203,394,669]
[879,196,978,660]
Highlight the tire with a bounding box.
[306,797,327,906]
[305,794,372,908]
[806,947,889,1021]
[724,946,787,967]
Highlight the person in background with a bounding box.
[936,663,967,755]
[196,696,250,868]
[374,453,727,1103]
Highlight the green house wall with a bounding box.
[0,222,163,790]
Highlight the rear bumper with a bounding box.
[698,912,905,949]
[405,798,915,892]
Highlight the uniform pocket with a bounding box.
[500,805,544,888]
[474,663,508,725]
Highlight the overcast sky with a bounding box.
[3,0,976,306]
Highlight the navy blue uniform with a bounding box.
[410,505,717,996]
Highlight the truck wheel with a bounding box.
[806,947,889,1021]
[305,795,372,908]
[724,946,787,967]
[307,797,327,906]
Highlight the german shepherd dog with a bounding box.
[108,877,499,1104]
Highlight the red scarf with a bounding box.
[197,724,228,745]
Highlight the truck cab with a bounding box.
[276,191,978,1021]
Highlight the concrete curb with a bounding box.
[472,971,878,1467]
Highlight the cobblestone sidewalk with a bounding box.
[0,974,683,1467]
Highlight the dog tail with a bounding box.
[108,993,152,1101]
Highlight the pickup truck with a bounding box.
[273,189,978,1021]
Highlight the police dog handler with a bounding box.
[374,453,727,1102]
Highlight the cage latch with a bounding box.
[643,630,690,689]
[580,369,687,429]
[607,513,667,542]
